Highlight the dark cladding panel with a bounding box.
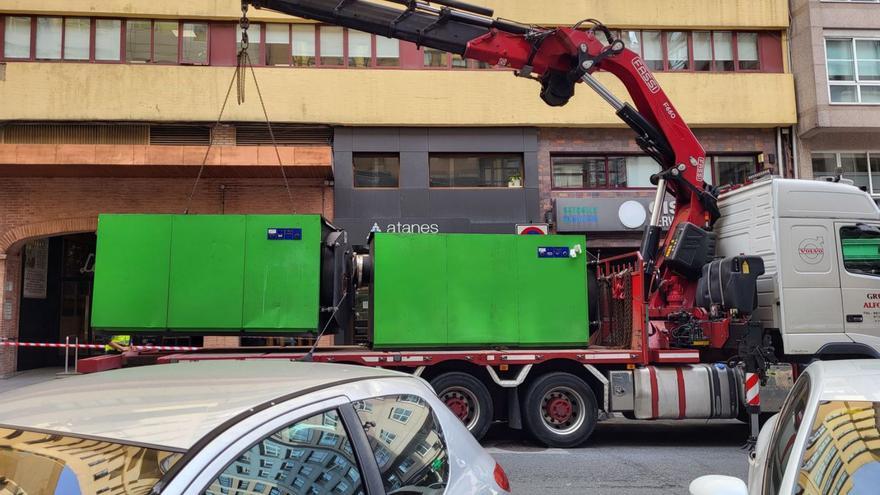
[346,190,401,218]
[427,128,527,152]
[399,128,429,151]
[333,151,354,189]
[429,189,528,222]
[400,188,431,217]
[399,151,428,188]
[352,128,400,151]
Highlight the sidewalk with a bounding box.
[0,367,65,394]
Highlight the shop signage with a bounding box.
[555,197,676,232]
[334,217,472,242]
[22,239,49,299]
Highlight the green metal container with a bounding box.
[91,214,328,333]
[370,233,588,348]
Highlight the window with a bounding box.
[237,23,261,63]
[319,26,343,66]
[713,32,735,71]
[424,47,448,67]
[348,30,371,68]
[827,38,880,103]
[266,24,290,66]
[621,30,641,57]
[353,153,400,188]
[153,21,178,63]
[551,155,658,189]
[379,429,397,445]
[353,395,449,494]
[181,22,208,64]
[292,24,316,66]
[35,17,63,60]
[841,226,880,276]
[0,427,182,494]
[95,19,122,61]
[4,16,31,59]
[666,31,689,70]
[693,32,712,71]
[429,153,524,188]
[319,431,340,446]
[763,376,810,495]
[711,155,758,187]
[126,20,151,62]
[811,152,879,193]
[738,32,759,70]
[376,36,399,66]
[64,18,91,60]
[204,409,364,495]
[642,31,663,71]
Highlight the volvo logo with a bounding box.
[798,237,825,265]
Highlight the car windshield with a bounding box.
[0,426,183,495]
[797,401,880,495]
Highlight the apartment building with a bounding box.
[0,0,796,375]
[790,0,880,200]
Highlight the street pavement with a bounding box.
[482,418,750,495]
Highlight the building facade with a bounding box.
[790,0,880,199]
[0,0,796,375]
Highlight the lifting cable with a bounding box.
[184,4,296,214]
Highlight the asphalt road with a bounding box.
[481,418,750,495]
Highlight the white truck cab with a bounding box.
[716,177,880,359]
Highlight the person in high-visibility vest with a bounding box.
[105,335,131,353]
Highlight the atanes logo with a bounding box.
[631,58,660,94]
[798,237,825,265]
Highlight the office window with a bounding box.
[713,32,734,71]
[236,23,261,64]
[4,16,31,59]
[379,430,396,445]
[64,18,91,60]
[812,152,874,193]
[711,155,757,187]
[266,24,290,66]
[292,24,316,66]
[429,153,524,188]
[642,31,663,70]
[376,36,399,66]
[621,30,641,57]
[827,37,880,103]
[348,30,371,68]
[666,32,689,70]
[693,32,712,71]
[353,154,400,188]
[424,47,448,67]
[95,19,122,61]
[126,20,152,62]
[181,22,208,64]
[737,32,759,70]
[551,155,658,189]
[35,17,63,60]
[451,53,468,69]
[153,21,178,63]
[319,26,343,66]
[389,406,412,423]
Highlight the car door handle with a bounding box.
[847,314,864,323]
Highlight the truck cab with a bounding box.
[715,178,880,359]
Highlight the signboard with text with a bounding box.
[555,197,676,232]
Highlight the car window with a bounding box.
[840,225,880,277]
[203,409,365,495]
[0,426,182,495]
[796,400,880,494]
[764,376,811,495]
[352,395,449,494]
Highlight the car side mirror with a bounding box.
[689,475,747,495]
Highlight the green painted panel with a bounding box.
[167,215,246,329]
[91,215,172,331]
[446,234,520,345]
[242,215,321,331]
[516,235,588,346]
[372,234,447,347]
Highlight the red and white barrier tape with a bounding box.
[0,341,200,352]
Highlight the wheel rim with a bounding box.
[439,386,480,431]
[540,386,585,435]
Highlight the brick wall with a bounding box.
[211,125,236,146]
[537,127,779,217]
[0,176,332,376]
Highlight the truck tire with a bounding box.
[522,372,598,448]
[430,372,494,441]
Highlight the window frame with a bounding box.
[825,36,880,105]
[92,18,125,64]
[428,152,526,189]
[616,29,762,73]
[706,153,760,187]
[124,18,210,65]
[352,152,401,189]
[550,153,658,191]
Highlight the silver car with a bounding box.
[690,359,880,495]
[0,361,511,494]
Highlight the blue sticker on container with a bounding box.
[537,247,570,258]
[267,228,302,240]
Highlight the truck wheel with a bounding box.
[522,372,598,448]
[430,372,494,441]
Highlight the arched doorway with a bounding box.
[16,233,96,371]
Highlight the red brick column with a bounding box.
[0,252,22,377]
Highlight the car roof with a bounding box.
[805,359,880,402]
[0,360,405,450]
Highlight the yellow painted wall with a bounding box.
[0,63,796,126]
[0,0,789,29]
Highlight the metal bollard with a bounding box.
[64,336,70,374]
